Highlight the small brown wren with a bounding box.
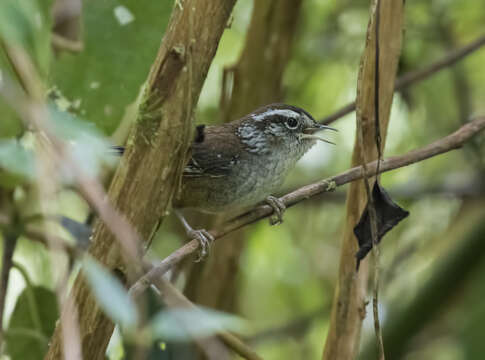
[172,103,336,258]
[115,103,335,258]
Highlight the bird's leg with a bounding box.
[174,209,214,261]
[264,196,286,225]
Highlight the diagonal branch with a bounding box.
[319,33,485,125]
[129,116,485,299]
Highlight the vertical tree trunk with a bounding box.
[322,1,404,359]
[183,0,303,314]
[44,1,236,359]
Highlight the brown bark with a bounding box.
[44,1,236,359]
[183,0,302,313]
[322,1,405,359]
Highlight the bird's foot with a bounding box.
[188,229,215,262]
[265,196,286,225]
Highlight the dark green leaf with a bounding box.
[5,286,58,360]
[50,0,173,134]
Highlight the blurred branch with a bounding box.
[320,33,485,125]
[129,116,485,298]
[0,213,89,259]
[51,33,84,53]
[245,306,329,346]
[0,44,87,360]
[51,0,83,50]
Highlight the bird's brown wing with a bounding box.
[183,125,241,178]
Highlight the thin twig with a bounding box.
[368,0,385,358]
[129,116,485,297]
[319,33,485,125]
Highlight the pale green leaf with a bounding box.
[83,256,138,329]
[149,307,247,341]
[0,139,35,186]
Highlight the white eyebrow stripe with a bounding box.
[252,109,300,121]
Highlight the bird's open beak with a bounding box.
[301,124,338,145]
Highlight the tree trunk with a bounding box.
[322,1,405,359]
[44,1,236,359]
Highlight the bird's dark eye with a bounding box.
[285,117,299,129]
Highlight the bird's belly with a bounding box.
[233,156,290,207]
[178,153,295,214]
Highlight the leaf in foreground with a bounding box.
[5,286,58,360]
[149,306,247,342]
[83,256,138,329]
[0,139,35,187]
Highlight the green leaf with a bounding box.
[0,49,23,139]
[0,139,35,187]
[149,307,247,341]
[5,286,58,360]
[83,256,138,329]
[48,102,117,179]
[0,0,52,77]
[50,0,173,134]
[0,0,52,138]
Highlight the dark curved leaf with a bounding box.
[354,181,409,270]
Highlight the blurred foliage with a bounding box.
[50,0,173,134]
[149,307,246,341]
[83,256,139,329]
[1,0,485,359]
[0,139,35,187]
[0,0,52,138]
[5,285,58,360]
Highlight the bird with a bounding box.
[115,104,335,259]
[171,103,336,259]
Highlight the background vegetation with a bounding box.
[1,0,485,359]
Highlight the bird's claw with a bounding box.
[265,196,286,225]
[188,229,214,262]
